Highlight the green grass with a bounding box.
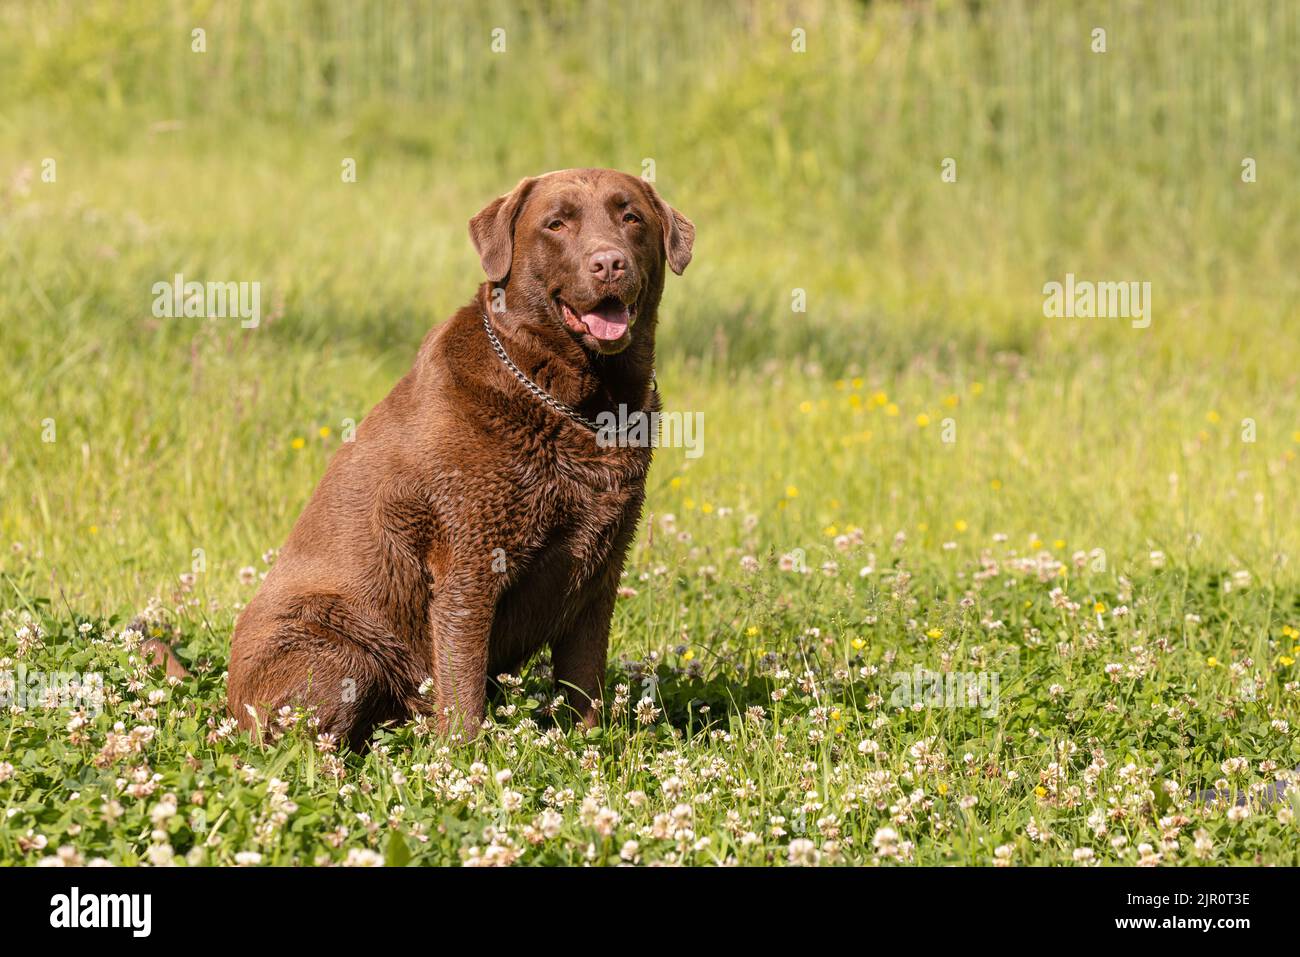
[1,0,1299,864]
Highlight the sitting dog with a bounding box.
[227,168,694,749]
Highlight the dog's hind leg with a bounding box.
[229,620,411,752]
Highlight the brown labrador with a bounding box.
[226,168,694,749]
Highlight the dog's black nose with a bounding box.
[588,249,626,282]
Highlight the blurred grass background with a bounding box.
[2,0,1299,612]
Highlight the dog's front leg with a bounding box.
[552,584,616,729]
[428,574,499,740]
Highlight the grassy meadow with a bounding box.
[1,0,1299,865]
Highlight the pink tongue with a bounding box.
[582,303,629,341]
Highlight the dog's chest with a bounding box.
[558,478,640,571]
[494,434,645,587]
[525,458,644,575]
[486,464,643,661]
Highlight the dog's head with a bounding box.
[469,168,694,356]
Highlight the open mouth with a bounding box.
[557,295,636,343]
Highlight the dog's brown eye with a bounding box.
[547,219,564,231]
[623,212,641,225]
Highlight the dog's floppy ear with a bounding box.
[468,177,537,282]
[640,180,695,275]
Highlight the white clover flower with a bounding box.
[787,838,819,866]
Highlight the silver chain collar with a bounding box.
[480,308,656,434]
